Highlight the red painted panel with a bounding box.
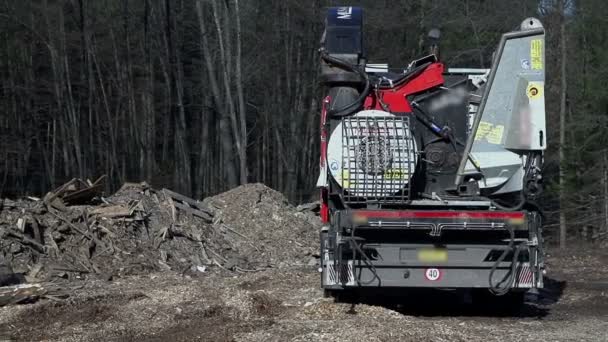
[364,62,445,113]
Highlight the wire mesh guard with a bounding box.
[337,113,417,203]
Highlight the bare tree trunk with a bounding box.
[157,19,172,167]
[558,0,568,249]
[164,0,191,194]
[42,0,60,187]
[234,0,247,184]
[59,6,84,179]
[109,28,128,184]
[143,0,155,182]
[91,48,118,181]
[604,150,608,234]
[210,0,241,188]
[78,0,94,177]
[196,0,237,188]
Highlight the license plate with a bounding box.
[418,248,448,262]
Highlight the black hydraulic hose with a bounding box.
[487,155,538,294]
[490,153,535,211]
[346,226,381,286]
[320,50,371,118]
[347,238,380,286]
[491,192,526,211]
[335,231,342,284]
[410,101,444,136]
[489,225,522,296]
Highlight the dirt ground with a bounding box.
[0,246,606,342]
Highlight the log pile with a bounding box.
[0,181,320,292]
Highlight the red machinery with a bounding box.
[318,7,546,306]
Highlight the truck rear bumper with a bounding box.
[321,209,544,291]
[322,262,542,289]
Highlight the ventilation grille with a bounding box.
[340,115,416,204]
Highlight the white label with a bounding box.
[337,7,352,19]
[424,268,441,281]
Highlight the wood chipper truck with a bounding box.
[317,7,546,305]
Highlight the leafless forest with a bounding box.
[0,0,605,243]
[1,2,608,341]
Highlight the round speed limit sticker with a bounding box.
[424,268,442,281]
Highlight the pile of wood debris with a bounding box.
[0,180,319,303]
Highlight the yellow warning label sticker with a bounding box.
[475,121,505,145]
[527,83,543,99]
[531,39,543,70]
[341,170,349,188]
[485,125,504,145]
[384,168,408,180]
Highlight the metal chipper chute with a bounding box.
[456,18,546,202]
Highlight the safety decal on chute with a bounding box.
[475,121,505,145]
[530,39,543,70]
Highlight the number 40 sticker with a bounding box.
[424,268,442,281]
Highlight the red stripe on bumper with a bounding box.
[353,210,525,220]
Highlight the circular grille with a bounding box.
[325,110,418,198]
[356,136,392,175]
